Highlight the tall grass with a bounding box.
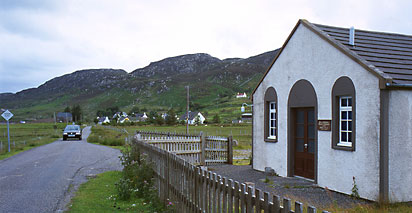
[0,122,67,160]
[87,126,126,146]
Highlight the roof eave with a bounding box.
[385,83,412,90]
[251,19,305,99]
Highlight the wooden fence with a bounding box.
[132,136,328,213]
[135,130,233,165]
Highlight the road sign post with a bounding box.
[7,121,10,152]
[1,110,14,152]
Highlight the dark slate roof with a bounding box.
[313,23,412,85]
[179,111,200,120]
[98,117,109,122]
[57,112,72,118]
[134,113,145,118]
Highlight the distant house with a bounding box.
[128,116,139,122]
[232,119,242,124]
[241,113,252,123]
[179,111,205,125]
[113,112,128,120]
[129,112,148,122]
[57,112,73,123]
[118,116,130,123]
[97,116,110,124]
[236,92,247,98]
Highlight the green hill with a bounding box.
[0,49,279,122]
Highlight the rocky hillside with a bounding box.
[0,49,279,121]
[132,53,222,78]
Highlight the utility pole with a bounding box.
[186,85,189,134]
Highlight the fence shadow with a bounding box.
[132,131,327,213]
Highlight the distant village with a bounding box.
[53,92,252,126]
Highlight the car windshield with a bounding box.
[65,125,80,131]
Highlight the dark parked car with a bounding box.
[63,125,82,141]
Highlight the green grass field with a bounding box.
[122,123,252,150]
[68,171,156,212]
[0,122,67,160]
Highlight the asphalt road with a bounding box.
[0,126,122,213]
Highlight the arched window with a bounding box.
[265,87,278,142]
[332,76,356,151]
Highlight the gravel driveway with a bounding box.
[0,126,122,213]
[209,164,372,210]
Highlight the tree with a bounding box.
[147,111,157,124]
[155,115,164,126]
[107,106,120,115]
[129,106,140,115]
[71,105,82,122]
[165,109,177,125]
[212,114,220,124]
[64,106,71,113]
[96,110,105,117]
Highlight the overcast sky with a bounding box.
[0,0,411,93]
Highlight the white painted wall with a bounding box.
[198,113,206,124]
[253,24,382,201]
[388,90,412,202]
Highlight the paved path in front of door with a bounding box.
[209,164,372,210]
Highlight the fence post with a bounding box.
[200,132,206,166]
[228,136,233,164]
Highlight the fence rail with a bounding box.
[132,137,327,213]
[136,130,233,165]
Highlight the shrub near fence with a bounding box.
[135,130,233,165]
[132,136,327,213]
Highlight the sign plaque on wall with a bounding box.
[317,119,331,131]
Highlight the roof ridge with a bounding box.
[313,23,412,39]
[305,21,392,82]
[312,21,412,85]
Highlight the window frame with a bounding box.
[264,87,278,142]
[332,77,356,151]
[268,101,277,139]
[338,96,353,147]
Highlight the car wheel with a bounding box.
[63,137,67,141]
[79,137,82,141]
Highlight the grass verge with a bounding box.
[325,203,412,212]
[0,123,67,160]
[68,171,154,212]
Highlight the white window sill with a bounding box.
[267,136,277,140]
[337,142,352,147]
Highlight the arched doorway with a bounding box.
[287,80,318,181]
